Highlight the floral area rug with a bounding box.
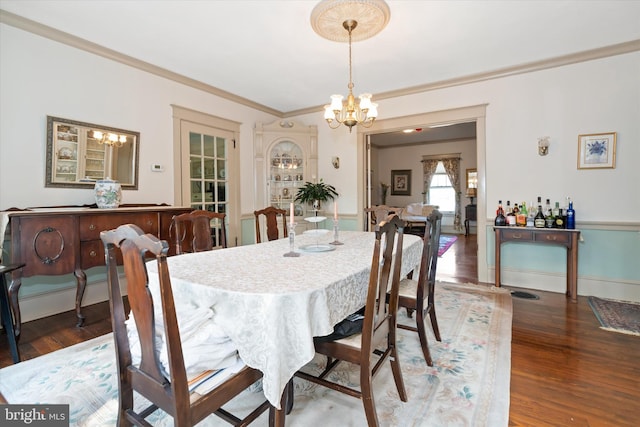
[588,296,640,336]
[438,235,458,257]
[0,282,512,427]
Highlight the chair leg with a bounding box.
[390,346,408,402]
[416,308,434,366]
[428,305,441,342]
[360,372,380,427]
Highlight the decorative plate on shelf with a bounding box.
[57,147,73,160]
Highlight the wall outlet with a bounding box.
[151,164,164,172]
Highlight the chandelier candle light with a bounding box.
[311,0,390,132]
[92,131,127,147]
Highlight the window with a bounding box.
[428,161,455,212]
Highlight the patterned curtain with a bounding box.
[441,158,462,231]
[421,159,439,204]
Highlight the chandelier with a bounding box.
[92,130,127,147]
[311,0,390,132]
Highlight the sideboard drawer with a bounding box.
[79,213,158,241]
[500,229,533,241]
[80,240,106,269]
[534,231,570,244]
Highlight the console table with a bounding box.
[1,206,190,335]
[494,226,580,302]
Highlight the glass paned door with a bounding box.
[186,129,230,247]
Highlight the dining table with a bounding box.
[144,229,423,409]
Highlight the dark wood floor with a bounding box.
[1,234,638,426]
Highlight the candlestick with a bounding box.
[330,218,344,245]
[290,202,294,225]
[283,222,300,257]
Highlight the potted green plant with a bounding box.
[295,179,338,211]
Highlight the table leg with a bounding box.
[74,268,87,327]
[494,229,501,287]
[567,237,578,303]
[269,380,291,427]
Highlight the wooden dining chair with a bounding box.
[295,214,408,427]
[171,210,227,254]
[254,206,288,243]
[101,224,274,426]
[364,205,403,230]
[392,209,443,366]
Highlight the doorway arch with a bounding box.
[356,104,489,282]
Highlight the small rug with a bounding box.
[438,235,457,257]
[587,296,640,336]
[0,282,512,427]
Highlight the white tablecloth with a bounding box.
[145,230,422,407]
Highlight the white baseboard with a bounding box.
[488,267,640,302]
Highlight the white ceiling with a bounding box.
[1,0,639,145]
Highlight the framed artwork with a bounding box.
[578,132,616,169]
[391,169,411,195]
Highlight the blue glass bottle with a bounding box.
[566,199,575,229]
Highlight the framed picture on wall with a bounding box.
[578,132,616,169]
[391,169,411,195]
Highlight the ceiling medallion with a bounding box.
[310,0,391,43]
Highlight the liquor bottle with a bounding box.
[553,201,560,218]
[555,208,565,228]
[506,200,516,226]
[545,205,554,228]
[566,198,575,229]
[534,204,545,228]
[494,200,507,226]
[545,199,552,216]
[527,200,537,227]
[516,202,527,227]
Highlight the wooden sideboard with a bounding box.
[493,226,580,303]
[1,206,191,334]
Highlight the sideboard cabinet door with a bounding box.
[16,216,77,277]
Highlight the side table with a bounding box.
[465,204,477,236]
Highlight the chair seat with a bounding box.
[398,277,418,299]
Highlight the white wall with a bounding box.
[0,24,279,212]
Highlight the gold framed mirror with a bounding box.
[466,168,477,189]
[45,116,140,189]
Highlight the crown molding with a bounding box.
[0,10,282,117]
[3,9,638,119]
[283,39,640,118]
